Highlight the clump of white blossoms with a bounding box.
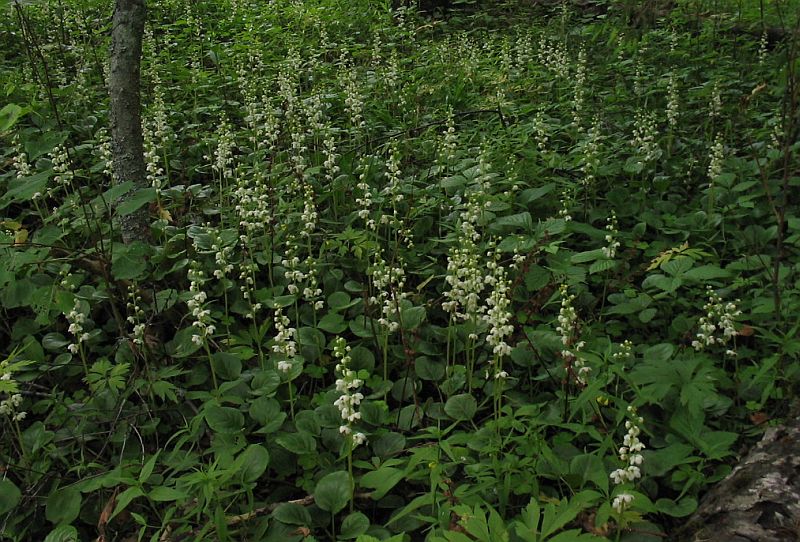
[556,284,588,384]
[126,284,146,346]
[442,189,485,329]
[666,72,680,130]
[572,46,587,129]
[66,298,90,354]
[709,81,722,120]
[273,308,298,373]
[602,211,621,259]
[355,158,376,230]
[631,109,659,164]
[580,119,601,187]
[0,354,31,423]
[532,109,549,153]
[692,287,741,355]
[12,135,32,178]
[51,144,74,188]
[481,247,513,380]
[212,114,236,183]
[332,337,366,447]
[369,252,407,333]
[707,133,724,180]
[610,405,646,514]
[187,264,215,346]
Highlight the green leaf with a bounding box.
[569,454,608,493]
[444,393,477,420]
[148,486,188,502]
[313,470,351,514]
[205,406,244,435]
[400,305,426,330]
[359,465,405,499]
[211,352,242,381]
[272,502,312,526]
[644,343,674,363]
[111,486,144,520]
[166,326,203,359]
[116,187,156,216]
[139,452,160,484]
[42,332,70,351]
[318,312,348,334]
[46,487,81,525]
[275,431,316,455]
[571,249,604,264]
[340,511,370,539]
[0,103,27,133]
[0,479,21,515]
[111,241,150,281]
[519,183,555,204]
[683,265,731,281]
[415,356,445,381]
[43,525,79,542]
[236,444,270,483]
[251,369,281,396]
[655,497,697,517]
[638,308,657,323]
[490,211,533,233]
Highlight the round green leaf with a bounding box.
[272,502,312,526]
[275,431,316,455]
[655,497,697,517]
[251,369,281,396]
[237,444,270,483]
[444,393,477,420]
[46,487,81,525]
[211,352,242,381]
[340,511,370,539]
[0,479,21,515]
[313,470,351,514]
[205,406,244,435]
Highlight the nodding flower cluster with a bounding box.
[610,405,646,514]
[273,308,297,373]
[557,284,588,385]
[332,337,366,448]
[602,211,621,259]
[66,298,90,354]
[187,264,215,346]
[482,247,513,379]
[692,287,741,356]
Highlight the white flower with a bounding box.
[613,493,634,513]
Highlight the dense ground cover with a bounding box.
[1,0,799,540]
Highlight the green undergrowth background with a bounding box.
[0,0,798,540]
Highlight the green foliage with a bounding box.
[1,0,798,540]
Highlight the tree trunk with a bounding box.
[109,0,149,244]
[672,414,800,542]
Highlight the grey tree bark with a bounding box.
[672,413,800,542]
[109,0,149,244]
